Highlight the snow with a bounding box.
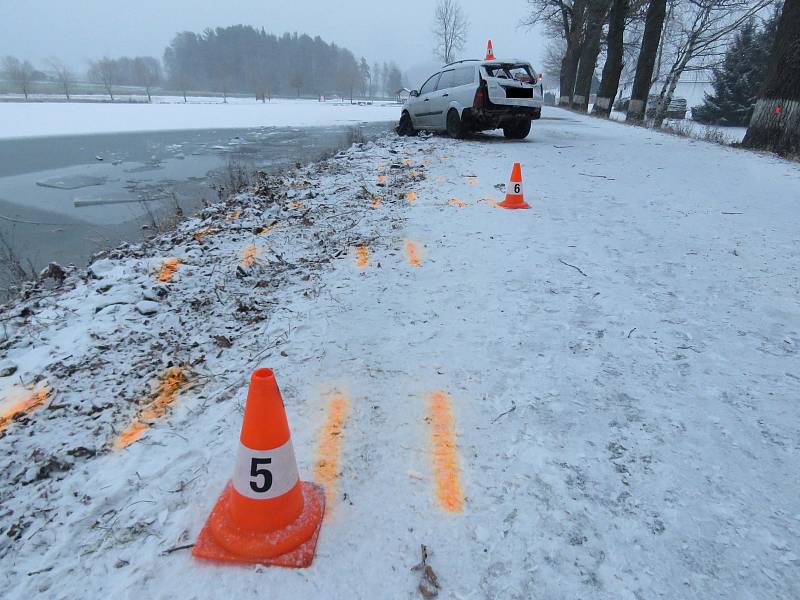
[0,97,399,140]
[1,107,800,599]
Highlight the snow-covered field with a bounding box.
[0,97,399,139]
[1,108,799,599]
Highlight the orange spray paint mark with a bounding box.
[410,170,420,178]
[405,241,422,267]
[406,191,417,203]
[377,174,386,184]
[449,198,466,208]
[241,246,259,268]
[355,245,369,268]
[402,159,413,166]
[193,227,218,242]
[0,385,50,434]
[157,258,182,283]
[260,222,281,235]
[440,155,449,161]
[481,197,499,208]
[225,209,241,221]
[435,176,446,183]
[114,367,187,450]
[314,393,349,509]
[370,196,381,208]
[466,177,479,185]
[288,201,303,210]
[427,391,464,513]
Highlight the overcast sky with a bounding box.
[0,0,546,83]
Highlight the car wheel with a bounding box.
[502,120,532,140]
[446,109,465,139]
[397,112,417,137]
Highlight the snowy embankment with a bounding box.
[0,97,399,139]
[2,108,800,599]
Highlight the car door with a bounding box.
[428,69,455,129]
[411,73,441,128]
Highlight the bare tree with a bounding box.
[433,0,469,65]
[651,0,774,127]
[47,58,74,101]
[2,56,36,100]
[88,58,118,101]
[743,0,799,156]
[593,0,631,116]
[572,0,613,111]
[134,57,161,102]
[522,0,590,104]
[627,0,668,121]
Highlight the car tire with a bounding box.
[446,109,466,139]
[397,112,417,137]
[502,120,531,140]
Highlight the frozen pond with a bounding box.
[0,122,393,297]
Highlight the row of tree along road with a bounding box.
[524,0,799,157]
[1,27,405,104]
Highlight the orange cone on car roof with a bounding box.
[193,369,325,568]
[498,163,530,209]
[485,40,495,60]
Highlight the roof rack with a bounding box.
[442,59,480,68]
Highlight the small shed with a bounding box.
[396,87,411,103]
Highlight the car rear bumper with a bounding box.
[466,105,541,129]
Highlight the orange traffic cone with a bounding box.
[193,369,325,568]
[498,163,530,209]
[485,40,495,60]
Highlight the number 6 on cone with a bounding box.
[193,369,325,568]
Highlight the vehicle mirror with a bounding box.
[410,90,419,97]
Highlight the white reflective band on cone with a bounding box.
[232,438,300,500]
[507,182,524,196]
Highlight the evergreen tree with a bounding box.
[693,13,779,126]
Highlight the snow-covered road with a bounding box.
[2,108,799,599]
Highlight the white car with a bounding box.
[397,59,544,139]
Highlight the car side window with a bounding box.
[436,70,455,91]
[453,67,474,87]
[419,73,440,95]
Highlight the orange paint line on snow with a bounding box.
[314,392,349,509]
[466,177,479,185]
[435,176,446,183]
[114,367,188,450]
[440,155,449,161]
[0,385,50,435]
[241,245,259,268]
[355,245,369,268]
[157,258,182,283]
[402,159,413,166]
[370,196,381,208]
[287,201,303,210]
[225,209,241,221]
[405,240,422,267]
[427,391,464,513]
[449,198,466,208]
[410,170,421,178]
[406,191,417,203]
[377,174,386,184]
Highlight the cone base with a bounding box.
[498,199,531,210]
[193,481,325,568]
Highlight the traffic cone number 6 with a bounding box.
[513,184,521,194]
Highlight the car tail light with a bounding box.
[473,81,487,109]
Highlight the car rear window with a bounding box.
[485,64,535,83]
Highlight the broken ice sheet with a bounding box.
[36,174,107,190]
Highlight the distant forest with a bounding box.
[1,25,405,101]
